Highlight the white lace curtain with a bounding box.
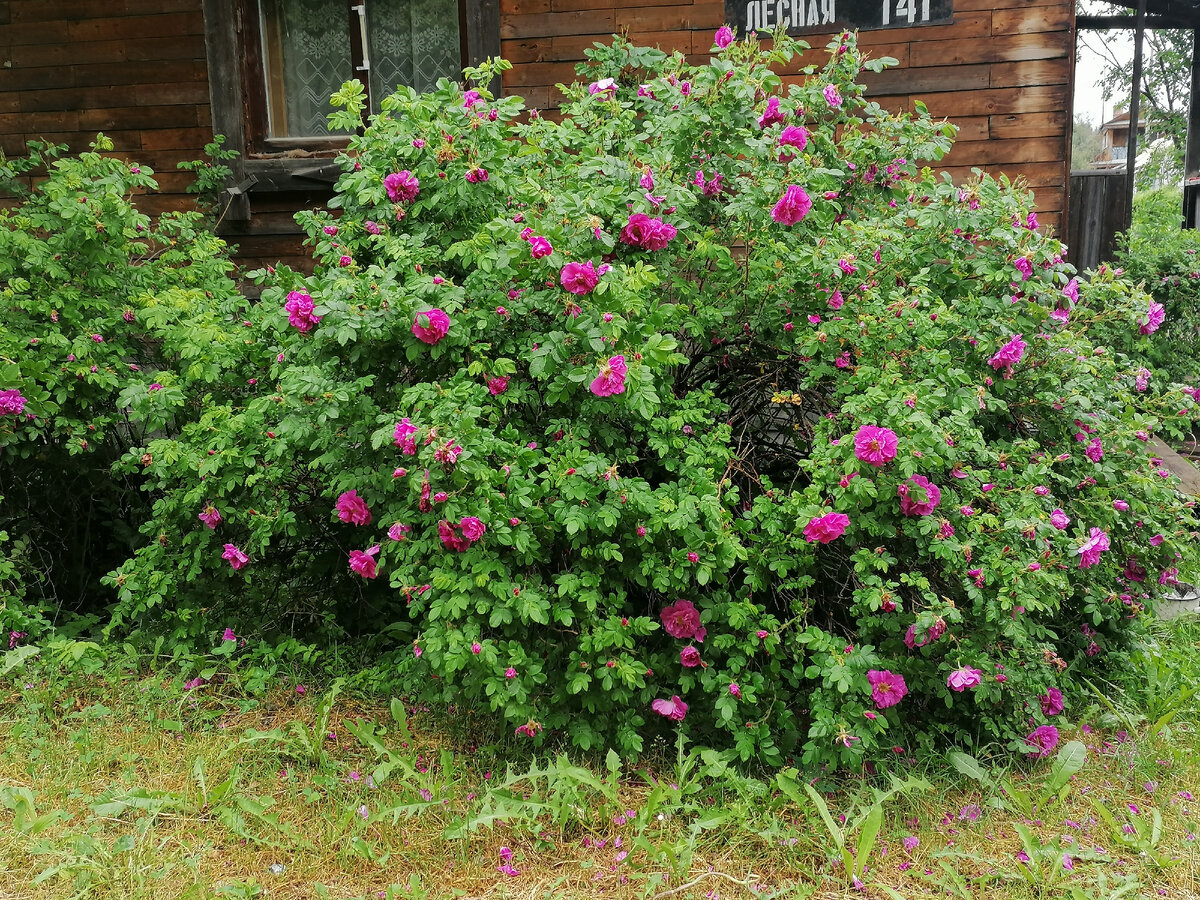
[260,0,462,138]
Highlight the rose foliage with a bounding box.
[98,33,1199,766]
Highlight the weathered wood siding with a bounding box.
[502,0,1073,231]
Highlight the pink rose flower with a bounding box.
[1040,686,1064,716]
[757,96,785,128]
[284,290,321,332]
[460,516,486,542]
[947,667,982,692]
[988,334,1026,376]
[222,543,249,570]
[1139,300,1165,335]
[651,695,688,721]
[590,355,627,397]
[488,376,509,395]
[867,669,908,709]
[1025,724,1060,757]
[198,505,222,529]
[528,235,553,258]
[222,628,237,641]
[1075,527,1110,568]
[679,646,701,667]
[335,489,372,526]
[713,25,734,48]
[412,308,450,345]
[804,512,850,544]
[1014,257,1033,280]
[898,475,941,516]
[1050,508,1071,530]
[438,519,470,552]
[384,170,419,204]
[387,522,410,541]
[619,213,677,250]
[560,261,600,295]
[823,84,842,107]
[778,125,809,154]
[660,599,702,640]
[0,390,28,415]
[393,417,419,455]
[771,185,812,226]
[349,545,381,579]
[1085,437,1104,462]
[853,425,898,467]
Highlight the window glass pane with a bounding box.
[367,0,462,108]
[260,0,353,138]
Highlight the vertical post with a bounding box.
[1184,29,1200,228]
[1124,0,1147,233]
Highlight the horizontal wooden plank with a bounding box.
[504,29,689,63]
[4,19,72,46]
[943,136,1064,166]
[66,11,204,43]
[989,110,1067,140]
[910,33,1069,67]
[794,11,990,49]
[956,0,1066,10]
[18,85,125,113]
[553,0,691,8]
[615,3,721,31]
[501,0,551,14]
[0,110,82,133]
[72,59,208,87]
[8,38,128,67]
[140,126,215,151]
[501,9,617,38]
[862,63,991,95]
[8,0,198,21]
[989,58,1071,89]
[80,104,200,131]
[908,83,1069,117]
[123,37,207,62]
[133,82,212,106]
[949,116,988,142]
[991,4,1073,35]
[0,64,78,91]
[502,60,582,88]
[939,162,1070,187]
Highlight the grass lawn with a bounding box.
[4,622,1200,899]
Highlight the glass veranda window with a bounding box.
[258,0,464,140]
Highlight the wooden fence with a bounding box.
[1066,170,1129,271]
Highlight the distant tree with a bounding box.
[1071,114,1104,169]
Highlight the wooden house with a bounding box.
[1,0,1075,269]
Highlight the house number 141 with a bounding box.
[882,0,931,24]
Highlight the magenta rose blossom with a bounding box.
[1040,686,1064,716]
[590,355,627,397]
[1025,724,1060,757]
[757,96,785,128]
[0,389,27,416]
[412,308,450,345]
[988,333,1026,376]
[651,695,688,721]
[349,545,380,579]
[619,213,678,250]
[1075,527,1110,568]
[1050,508,1071,530]
[867,669,908,709]
[384,170,419,204]
[778,125,809,153]
[393,417,419,454]
[898,475,941,516]
[853,425,898,467]
[713,25,734,48]
[660,599,702,640]
[198,505,222,529]
[222,543,249,571]
[487,376,509,396]
[335,489,372,526]
[438,519,469,552]
[560,261,600,295]
[528,235,553,258]
[947,667,983,692]
[1139,300,1165,335]
[460,516,486,543]
[804,512,850,544]
[284,290,321,332]
[679,646,702,667]
[771,185,812,225]
[387,522,410,541]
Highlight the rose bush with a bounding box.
[105,32,1198,766]
[0,137,243,622]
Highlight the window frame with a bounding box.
[201,0,500,220]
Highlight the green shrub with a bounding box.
[105,32,1198,767]
[0,136,243,617]
[1111,187,1200,388]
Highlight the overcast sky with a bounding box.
[1075,30,1134,126]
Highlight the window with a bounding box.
[257,0,467,140]
[200,0,499,216]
